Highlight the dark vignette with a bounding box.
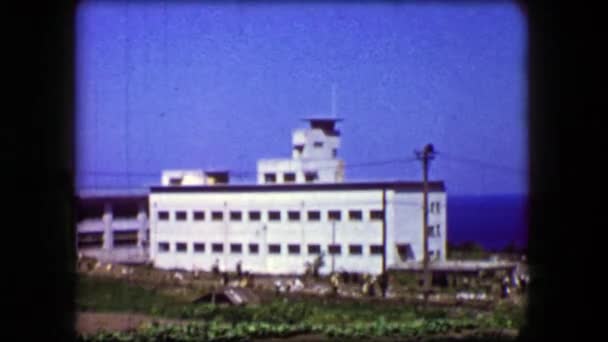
[13,0,574,341]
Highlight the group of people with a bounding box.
[210,259,394,298]
[211,259,254,288]
[329,271,389,297]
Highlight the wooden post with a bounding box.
[416,144,435,302]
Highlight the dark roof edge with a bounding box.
[150,181,446,193]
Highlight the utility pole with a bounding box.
[416,143,436,302]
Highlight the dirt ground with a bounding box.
[76,257,525,339]
[76,312,187,335]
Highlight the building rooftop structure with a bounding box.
[257,117,345,185]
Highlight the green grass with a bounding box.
[76,274,190,317]
[77,274,524,340]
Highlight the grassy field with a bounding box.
[76,274,525,341]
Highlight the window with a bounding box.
[212,243,224,253]
[435,224,441,237]
[313,141,323,148]
[308,244,321,254]
[332,148,337,158]
[428,225,440,237]
[370,210,384,220]
[113,230,138,247]
[193,211,205,221]
[211,211,223,221]
[283,172,296,183]
[436,202,441,214]
[76,203,104,221]
[307,210,321,221]
[77,232,103,248]
[328,244,341,255]
[328,210,341,221]
[169,177,182,185]
[249,243,259,254]
[268,211,281,221]
[158,211,169,220]
[370,245,384,255]
[268,244,281,254]
[396,244,414,261]
[158,242,169,252]
[264,173,276,183]
[288,211,300,221]
[193,243,205,253]
[113,202,139,218]
[175,211,187,221]
[230,211,242,221]
[249,211,261,221]
[349,244,363,255]
[230,243,242,254]
[304,172,318,182]
[348,210,363,221]
[293,144,304,155]
[288,244,301,255]
[176,242,187,252]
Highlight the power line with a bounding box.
[80,157,420,178]
[438,152,526,174]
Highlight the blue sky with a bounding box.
[76,1,528,195]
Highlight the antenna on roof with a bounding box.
[331,83,337,118]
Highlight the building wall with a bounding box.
[149,188,446,275]
[291,128,340,160]
[76,198,149,264]
[389,191,447,269]
[257,159,344,184]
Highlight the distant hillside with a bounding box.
[447,194,528,252]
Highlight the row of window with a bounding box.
[427,224,442,237]
[430,201,442,213]
[157,209,384,222]
[264,171,319,183]
[77,230,141,248]
[157,242,385,256]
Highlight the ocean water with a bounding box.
[447,194,528,251]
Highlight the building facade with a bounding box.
[149,182,446,275]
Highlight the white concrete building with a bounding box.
[76,190,149,264]
[148,117,447,275]
[257,118,345,184]
[149,182,446,275]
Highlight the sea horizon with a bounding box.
[447,193,528,252]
